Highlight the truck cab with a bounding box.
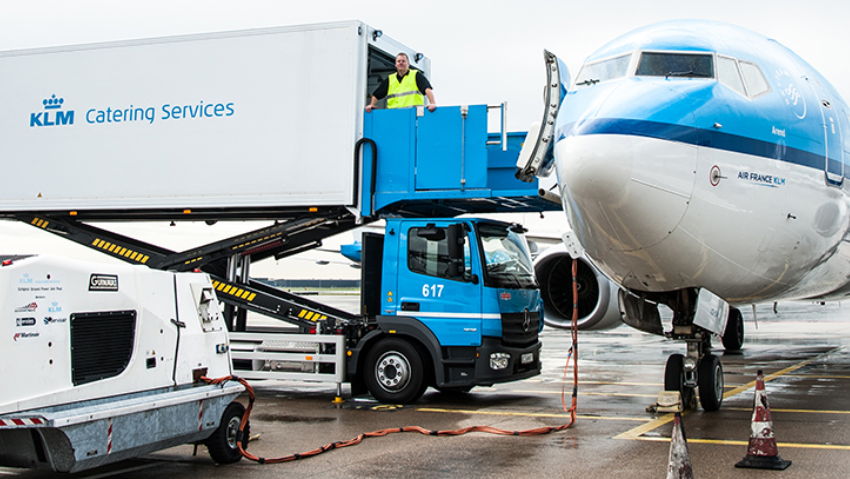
[352,217,542,403]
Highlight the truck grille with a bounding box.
[70,311,136,386]
[501,310,539,347]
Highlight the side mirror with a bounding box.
[470,274,479,285]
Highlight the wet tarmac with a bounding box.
[4,300,850,478]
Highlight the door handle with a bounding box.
[401,302,420,312]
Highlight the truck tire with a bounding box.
[364,338,426,404]
[205,402,249,464]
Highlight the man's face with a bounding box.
[395,55,409,75]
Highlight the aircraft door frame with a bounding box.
[812,79,844,186]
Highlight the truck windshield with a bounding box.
[477,223,538,290]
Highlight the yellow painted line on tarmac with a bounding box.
[633,436,850,450]
[615,345,847,443]
[726,407,850,415]
[614,413,677,440]
[723,346,847,399]
[417,407,650,422]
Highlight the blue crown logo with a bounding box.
[43,94,64,110]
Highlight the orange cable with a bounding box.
[201,259,580,464]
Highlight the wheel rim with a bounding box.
[712,362,724,399]
[375,351,412,393]
[225,415,241,449]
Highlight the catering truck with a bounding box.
[0,21,563,419]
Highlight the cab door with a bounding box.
[396,221,483,346]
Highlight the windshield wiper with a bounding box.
[665,70,711,79]
[576,78,600,86]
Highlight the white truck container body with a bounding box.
[0,21,429,215]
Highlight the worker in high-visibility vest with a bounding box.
[366,52,436,112]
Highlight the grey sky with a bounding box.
[1,0,846,278]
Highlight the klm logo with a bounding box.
[30,94,75,127]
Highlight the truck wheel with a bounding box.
[205,402,249,464]
[365,338,426,404]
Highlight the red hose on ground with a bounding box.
[201,258,581,464]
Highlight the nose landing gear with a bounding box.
[620,288,737,412]
[663,301,740,412]
[663,335,723,411]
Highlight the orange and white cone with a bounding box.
[666,413,694,479]
[735,370,792,470]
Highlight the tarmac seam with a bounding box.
[513,390,658,398]
[416,407,650,422]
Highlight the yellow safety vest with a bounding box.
[386,70,424,109]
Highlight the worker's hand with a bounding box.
[365,105,374,113]
[427,104,436,112]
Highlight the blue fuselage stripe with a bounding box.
[560,118,829,172]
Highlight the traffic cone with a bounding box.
[735,370,792,470]
[666,413,694,479]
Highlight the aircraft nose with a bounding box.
[555,86,699,255]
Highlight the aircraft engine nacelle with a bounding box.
[534,244,622,330]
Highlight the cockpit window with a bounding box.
[739,61,770,98]
[574,54,631,88]
[717,55,747,97]
[636,52,713,78]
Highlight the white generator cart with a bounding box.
[0,255,246,473]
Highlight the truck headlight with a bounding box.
[490,352,510,370]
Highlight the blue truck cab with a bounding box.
[350,217,543,403]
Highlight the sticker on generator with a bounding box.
[89,274,119,292]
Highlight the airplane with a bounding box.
[517,19,850,411]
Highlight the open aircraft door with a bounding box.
[515,50,569,183]
[810,79,845,186]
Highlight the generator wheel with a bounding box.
[205,402,249,464]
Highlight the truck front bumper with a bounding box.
[474,337,542,385]
[438,337,541,388]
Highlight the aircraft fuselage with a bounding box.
[555,20,850,305]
